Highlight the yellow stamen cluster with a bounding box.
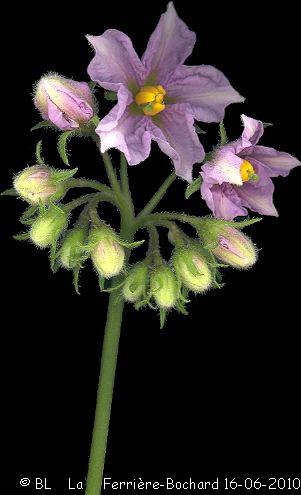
[240,160,258,182]
[135,85,166,116]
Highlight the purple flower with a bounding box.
[34,73,94,131]
[200,115,300,220]
[86,2,243,181]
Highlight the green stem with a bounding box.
[64,193,102,213]
[136,172,176,223]
[120,154,134,216]
[68,178,112,195]
[64,192,116,213]
[84,291,125,495]
[136,211,199,229]
[85,209,134,495]
[102,152,122,199]
[99,149,133,218]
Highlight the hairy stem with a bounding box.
[84,291,125,495]
[136,172,176,223]
[120,153,134,217]
[85,217,134,495]
[68,178,112,195]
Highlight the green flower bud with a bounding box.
[205,225,257,269]
[30,208,67,248]
[60,228,86,269]
[89,227,125,278]
[173,248,212,293]
[13,165,66,204]
[150,265,178,309]
[123,263,148,302]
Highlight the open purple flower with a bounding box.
[200,115,300,220]
[86,2,243,182]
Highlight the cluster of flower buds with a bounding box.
[34,73,95,131]
[13,165,72,205]
[120,221,257,326]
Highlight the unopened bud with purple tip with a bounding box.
[89,227,125,279]
[206,225,257,269]
[34,73,94,131]
[13,165,66,204]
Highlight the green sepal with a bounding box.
[134,292,155,311]
[226,217,262,229]
[119,238,145,249]
[176,299,189,316]
[101,281,125,293]
[57,130,76,166]
[13,232,30,241]
[160,308,167,329]
[20,205,39,225]
[98,276,105,291]
[194,123,206,134]
[38,201,47,215]
[88,81,97,92]
[73,266,81,295]
[50,239,59,271]
[36,140,44,165]
[89,115,100,127]
[31,121,58,132]
[51,168,78,183]
[51,259,61,274]
[219,121,228,146]
[1,188,17,197]
[104,91,118,101]
[185,176,202,199]
[263,122,273,128]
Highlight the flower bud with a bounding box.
[30,208,67,248]
[210,226,256,269]
[60,228,86,269]
[150,265,178,309]
[89,227,125,278]
[123,263,148,302]
[173,248,212,293]
[34,73,94,131]
[13,165,66,204]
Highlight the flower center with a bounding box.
[240,160,258,182]
[135,85,166,116]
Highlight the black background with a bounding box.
[3,1,300,493]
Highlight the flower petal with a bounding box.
[87,29,145,91]
[241,114,264,147]
[200,172,247,220]
[46,97,79,130]
[244,145,300,177]
[142,2,196,84]
[150,104,204,182]
[167,65,244,122]
[236,164,278,216]
[204,147,244,186]
[97,111,152,166]
[98,85,133,132]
